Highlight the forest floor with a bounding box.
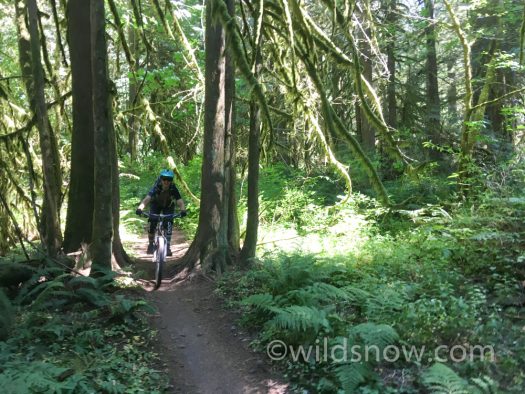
[130,230,288,394]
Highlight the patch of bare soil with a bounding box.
[132,229,288,393]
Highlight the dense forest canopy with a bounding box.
[0,0,523,255]
[1,0,525,392]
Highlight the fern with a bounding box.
[422,363,472,394]
[93,270,117,289]
[68,275,99,288]
[348,323,399,351]
[334,362,369,392]
[309,282,351,300]
[364,285,406,321]
[470,376,499,393]
[287,282,351,306]
[242,293,275,309]
[343,285,372,305]
[268,254,334,294]
[342,283,406,322]
[269,305,329,333]
[0,361,79,393]
[18,272,70,305]
[74,287,110,307]
[109,294,155,318]
[30,281,66,310]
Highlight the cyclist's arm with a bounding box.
[138,195,152,211]
[176,198,186,212]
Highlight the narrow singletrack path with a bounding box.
[131,229,288,393]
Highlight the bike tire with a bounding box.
[154,237,166,290]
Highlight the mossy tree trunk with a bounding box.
[127,24,139,161]
[89,0,113,273]
[386,0,397,130]
[225,0,240,258]
[63,0,95,253]
[424,0,442,161]
[240,41,262,264]
[24,0,63,257]
[179,0,238,274]
[357,25,375,152]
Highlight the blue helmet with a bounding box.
[159,169,174,180]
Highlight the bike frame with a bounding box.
[141,212,181,289]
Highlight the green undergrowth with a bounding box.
[0,265,169,393]
[118,155,524,392]
[217,169,525,392]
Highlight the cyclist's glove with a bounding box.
[136,208,143,216]
[180,210,187,218]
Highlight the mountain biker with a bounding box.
[135,169,187,256]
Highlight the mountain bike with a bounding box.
[139,212,182,290]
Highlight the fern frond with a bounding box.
[109,295,155,317]
[343,285,371,304]
[94,271,117,288]
[286,282,349,306]
[285,288,317,305]
[349,323,399,351]
[334,362,369,392]
[74,287,110,307]
[18,272,70,305]
[242,293,274,309]
[364,286,405,320]
[470,376,499,394]
[269,305,329,333]
[68,276,99,289]
[31,281,66,310]
[309,282,350,300]
[343,283,406,321]
[422,363,471,394]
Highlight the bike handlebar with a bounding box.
[139,212,183,220]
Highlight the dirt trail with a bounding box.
[132,230,288,393]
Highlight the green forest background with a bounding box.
[1,0,525,392]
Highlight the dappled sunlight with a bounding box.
[257,206,372,257]
[1,0,523,390]
[242,380,289,393]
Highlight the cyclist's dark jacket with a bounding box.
[148,178,182,209]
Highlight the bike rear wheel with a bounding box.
[153,237,166,289]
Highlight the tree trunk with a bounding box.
[63,0,95,253]
[225,0,239,259]
[90,0,113,273]
[128,23,139,161]
[15,0,39,232]
[109,90,130,269]
[179,0,237,274]
[424,0,442,161]
[386,0,397,130]
[240,41,262,264]
[26,0,62,257]
[484,0,510,148]
[379,0,397,177]
[446,57,458,125]
[358,27,375,152]
[240,99,261,264]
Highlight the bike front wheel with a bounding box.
[153,237,166,290]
